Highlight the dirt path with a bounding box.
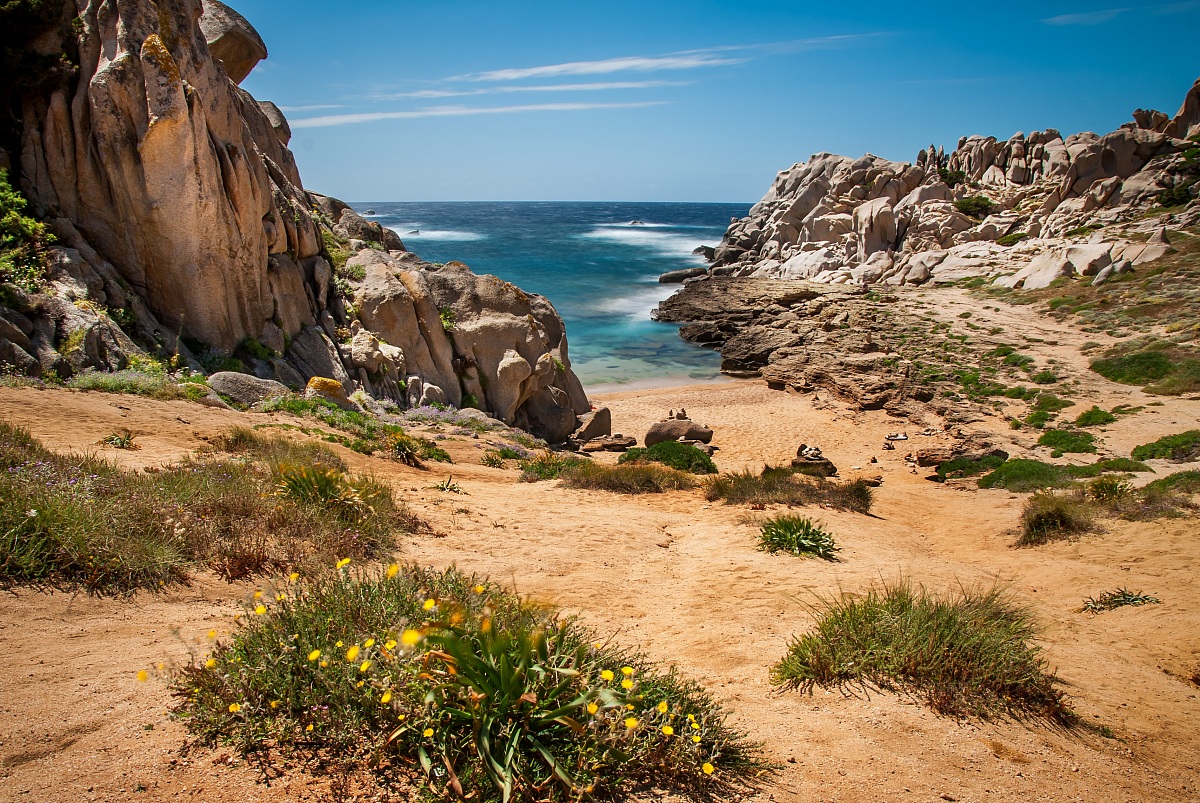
[1,377,1198,802]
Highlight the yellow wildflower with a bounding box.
[657,701,668,713]
[687,713,695,721]
[692,735,701,743]
[205,658,217,669]
[336,640,344,648]
[207,630,217,640]
[254,605,266,615]
[600,669,614,682]
[306,724,313,732]
[276,594,286,602]
[359,660,372,672]
[423,728,434,738]
[384,639,397,651]
[474,584,485,594]
[228,703,241,713]
[381,690,392,704]
[289,572,299,582]
[386,563,399,578]
[401,629,420,647]
[624,717,638,729]
[702,762,714,775]
[662,725,674,736]
[587,702,599,714]
[691,721,700,730]
[423,598,436,611]
[136,670,148,683]
[621,666,634,676]
[270,700,279,709]
[364,638,375,648]
[621,679,633,690]
[307,649,321,662]
[346,645,360,661]
[336,558,351,569]
[356,680,364,688]
[320,660,328,668]
[253,590,263,600]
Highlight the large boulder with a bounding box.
[207,371,289,406]
[198,0,267,84]
[644,419,714,447]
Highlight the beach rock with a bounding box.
[791,444,838,477]
[660,267,708,283]
[304,376,360,411]
[574,407,612,441]
[645,420,713,447]
[207,371,289,406]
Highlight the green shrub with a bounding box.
[1081,588,1159,614]
[1034,394,1073,413]
[953,196,997,219]
[771,581,1070,722]
[1091,350,1174,385]
[1142,470,1200,494]
[938,167,967,188]
[0,168,51,292]
[704,468,872,514]
[560,461,697,494]
[1037,428,1096,455]
[996,232,1029,247]
[0,422,408,590]
[618,441,717,474]
[978,459,1070,491]
[757,516,838,560]
[1086,475,1134,505]
[1018,491,1093,546]
[479,450,506,468]
[66,370,208,402]
[1074,406,1116,427]
[177,565,764,800]
[439,306,456,332]
[260,395,406,448]
[1131,430,1200,462]
[321,229,352,272]
[1030,370,1058,385]
[273,464,379,522]
[1065,458,1151,478]
[936,453,1006,481]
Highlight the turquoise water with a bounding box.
[353,202,750,390]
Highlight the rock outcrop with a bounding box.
[1,0,589,442]
[701,77,1200,289]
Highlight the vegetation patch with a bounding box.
[1081,588,1160,614]
[936,453,1006,481]
[518,451,587,482]
[66,369,209,402]
[176,565,764,801]
[996,232,1029,247]
[560,462,698,494]
[953,196,997,219]
[1091,345,1200,396]
[0,423,410,591]
[704,467,873,514]
[771,581,1071,722]
[978,459,1072,491]
[1018,491,1093,546]
[1131,430,1200,462]
[756,516,838,560]
[0,168,51,292]
[617,441,717,474]
[1142,470,1200,494]
[1074,406,1116,427]
[1036,428,1097,456]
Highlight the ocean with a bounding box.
[354,202,751,391]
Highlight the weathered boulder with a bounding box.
[645,420,714,447]
[304,376,359,411]
[659,267,708,283]
[207,371,289,406]
[574,407,612,441]
[198,0,267,84]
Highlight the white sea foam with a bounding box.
[387,226,486,242]
[581,226,707,259]
[591,284,675,321]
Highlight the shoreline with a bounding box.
[584,371,735,395]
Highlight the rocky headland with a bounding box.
[0,0,593,442]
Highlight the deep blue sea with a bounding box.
[352,202,750,390]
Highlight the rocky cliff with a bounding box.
[0,0,590,441]
[702,79,1200,289]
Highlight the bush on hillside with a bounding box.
[618,441,717,474]
[953,196,997,219]
[1131,430,1200,462]
[177,565,765,801]
[771,581,1071,722]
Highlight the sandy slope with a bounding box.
[1,325,1199,802]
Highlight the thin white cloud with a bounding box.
[458,54,745,82]
[373,81,686,100]
[290,101,667,129]
[276,103,346,111]
[1043,1,1197,24]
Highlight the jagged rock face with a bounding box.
[351,254,590,441]
[19,0,321,351]
[708,77,1200,288]
[198,0,266,84]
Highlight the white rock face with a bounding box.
[710,77,1200,287]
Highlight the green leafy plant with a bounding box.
[1018,491,1093,546]
[98,429,139,450]
[433,476,465,494]
[439,306,457,332]
[1037,428,1096,456]
[1074,406,1117,427]
[272,463,376,522]
[617,441,717,474]
[0,168,51,292]
[1131,430,1200,462]
[1081,588,1160,614]
[480,451,506,468]
[1087,475,1134,504]
[771,581,1071,722]
[704,468,873,514]
[953,196,997,219]
[756,516,838,560]
[996,232,1029,247]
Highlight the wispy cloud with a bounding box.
[275,103,345,112]
[373,81,685,101]
[1043,1,1197,24]
[290,101,667,129]
[458,54,743,82]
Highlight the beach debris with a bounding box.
[791,443,838,477]
[885,432,909,441]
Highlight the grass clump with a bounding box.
[0,422,410,591]
[1131,430,1200,462]
[756,516,838,560]
[978,459,1071,491]
[560,461,697,494]
[935,453,1006,481]
[1081,588,1160,614]
[176,565,764,801]
[1142,470,1200,494]
[66,370,209,402]
[1074,406,1116,427]
[1037,428,1096,456]
[517,451,587,482]
[1018,491,1093,545]
[996,232,1029,247]
[771,581,1071,722]
[617,441,717,474]
[1091,346,1200,395]
[705,467,873,514]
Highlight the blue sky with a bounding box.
[233,0,1200,202]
